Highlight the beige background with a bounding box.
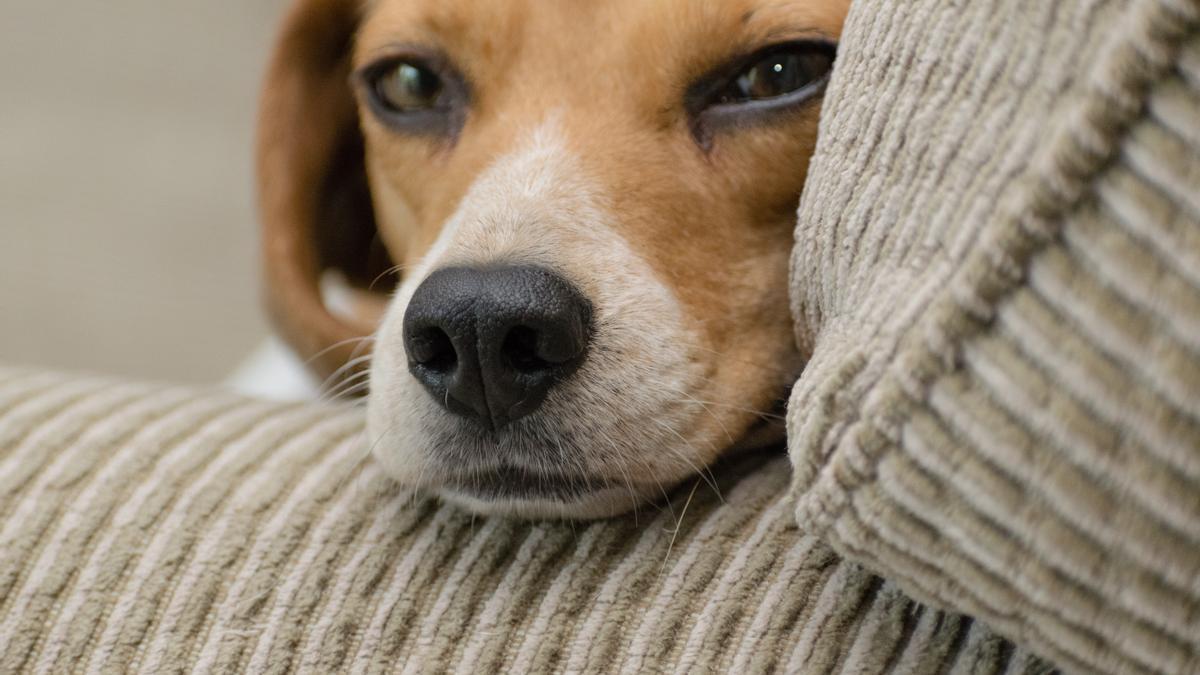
[1,0,291,383]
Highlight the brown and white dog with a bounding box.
[258,0,849,518]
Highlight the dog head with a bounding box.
[259,0,849,518]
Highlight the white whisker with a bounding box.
[320,370,372,402]
[650,419,723,502]
[318,354,375,395]
[302,336,376,370]
[369,263,412,293]
[659,477,701,580]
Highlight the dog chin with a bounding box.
[436,486,654,520]
[373,423,674,519]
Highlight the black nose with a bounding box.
[402,265,593,430]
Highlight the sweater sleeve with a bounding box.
[788,0,1200,673]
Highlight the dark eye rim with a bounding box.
[686,39,837,146]
[353,47,470,138]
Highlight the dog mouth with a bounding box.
[436,464,617,501]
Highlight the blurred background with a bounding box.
[0,0,292,383]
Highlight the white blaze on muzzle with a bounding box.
[366,120,706,518]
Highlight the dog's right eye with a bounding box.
[373,62,444,112]
[356,52,468,136]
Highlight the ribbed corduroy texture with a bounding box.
[0,368,1050,673]
[789,0,1200,673]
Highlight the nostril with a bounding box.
[409,327,457,373]
[401,265,593,429]
[502,326,551,374]
[501,317,588,375]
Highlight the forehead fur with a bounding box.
[352,0,849,248]
[356,1,845,82]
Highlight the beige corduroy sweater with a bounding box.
[0,368,1044,673]
[788,0,1200,673]
[2,0,1198,672]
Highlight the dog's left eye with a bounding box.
[687,40,836,145]
[717,47,834,104]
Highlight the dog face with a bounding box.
[259,0,848,518]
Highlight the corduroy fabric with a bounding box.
[0,367,1048,673]
[789,0,1200,673]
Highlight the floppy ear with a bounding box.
[257,0,395,385]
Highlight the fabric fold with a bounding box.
[789,0,1200,672]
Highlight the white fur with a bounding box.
[367,120,712,518]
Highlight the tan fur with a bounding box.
[259,0,850,517]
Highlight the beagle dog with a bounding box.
[258,0,850,518]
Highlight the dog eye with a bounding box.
[373,61,444,112]
[356,52,469,136]
[687,40,836,146]
[717,47,834,104]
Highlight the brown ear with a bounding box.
[257,0,394,385]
